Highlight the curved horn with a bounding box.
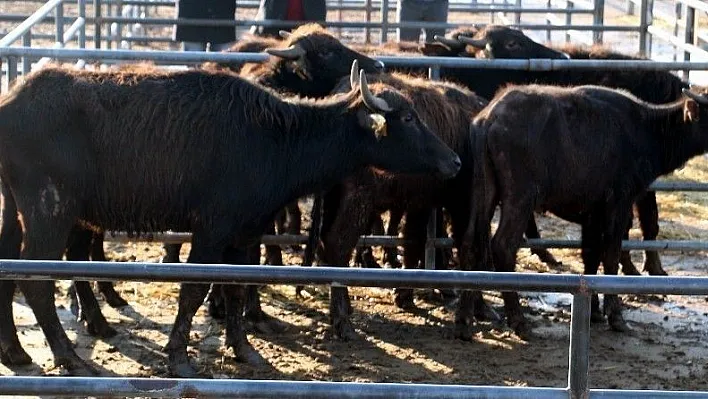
[683,88,708,106]
[458,36,489,49]
[265,44,306,60]
[350,59,359,90]
[434,34,463,48]
[359,70,392,113]
[279,30,293,39]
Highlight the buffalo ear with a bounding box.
[357,110,388,140]
[684,99,700,123]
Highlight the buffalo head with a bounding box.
[457,25,570,60]
[349,60,461,179]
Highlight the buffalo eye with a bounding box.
[505,40,520,50]
[402,112,414,123]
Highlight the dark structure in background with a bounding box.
[174,0,237,51]
[251,0,327,38]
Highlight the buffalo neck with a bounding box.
[646,100,708,175]
[264,62,336,98]
[265,97,368,204]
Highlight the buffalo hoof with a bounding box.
[169,361,202,378]
[590,309,605,323]
[509,318,534,341]
[0,345,32,366]
[621,264,641,276]
[474,303,501,324]
[86,320,118,339]
[232,343,268,366]
[333,319,358,341]
[394,289,416,310]
[644,259,668,276]
[532,249,562,267]
[102,291,129,308]
[56,355,100,376]
[207,299,226,320]
[608,312,631,333]
[161,254,181,264]
[454,322,475,341]
[250,313,288,334]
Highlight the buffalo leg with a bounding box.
[384,209,403,268]
[580,218,605,323]
[66,227,116,338]
[221,246,266,365]
[619,223,641,276]
[0,280,30,366]
[285,200,302,251]
[492,195,535,339]
[0,182,31,365]
[165,230,226,377]
[162,243,182,264]
[90,233,129,308]
[243,244,287,334]
[15,195,97,375]
[322,192,374,341]
[525,216,561,267]
[600,202,633,332]
[456,175,498,340]
[636,192,666,276]
[355,214,383,269]
[395,210,428,310]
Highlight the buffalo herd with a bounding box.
[0,23,707,377]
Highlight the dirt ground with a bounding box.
[2,1,708,397]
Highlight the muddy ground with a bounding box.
[2,1,708,397]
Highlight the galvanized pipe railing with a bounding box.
[1,262,708,397]
[7,47,708,70]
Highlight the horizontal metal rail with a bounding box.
[0,376,572,399]
[0,375,705,398]
[3,260,708,295]
[99,231,708,252]
[92,16,636,32]
[5,47,708,71]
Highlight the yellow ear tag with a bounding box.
[370,113,387,139]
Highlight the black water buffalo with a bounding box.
[461,84,708,338]
[440,25,689,277]
[0,62,460,377]
[302,64,488,339]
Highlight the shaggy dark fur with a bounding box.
[307,72,488,340]
[452,25,690,277]
[461,84,708,340]
[0,64,460,377]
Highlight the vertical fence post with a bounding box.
[94,0,101,49]
[592,0,604,44]
[627,0,635,15]
[683,5,695,81]
[365,0,372,44]
[424,65,441,272]
[638,0,652,56]
[21,32,31,76]
[567,291,591,399]
[565,0,574,43]
[78,0,86,49]
[337,0,343,37]
[641,0,653,57]
[381,0,389,43]
[56,1,65,46]
[6,57,18,91]
[672,2,682,61]
[546,0,552,42]
[514,0,522,24]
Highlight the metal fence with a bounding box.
[2,0,708,397]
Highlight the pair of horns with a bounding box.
[684,88,708,106]
[350,60,392,113]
